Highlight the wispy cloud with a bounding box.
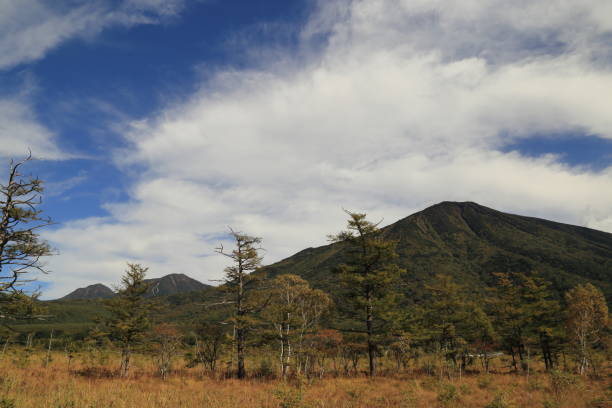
[0,0,189,160]
[0,0,187,71]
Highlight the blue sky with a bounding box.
[1,0,612,298]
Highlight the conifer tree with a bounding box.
[422,274,495,376]
[489,272,561,371]
[329,211,404,376]
[102,263,152,377]
[216,229,265,379]
[0,154,53,324]
[565,283,609,375]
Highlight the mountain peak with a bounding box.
[61,283,115,301]
[58,273,211,300]
[145,273,211,297]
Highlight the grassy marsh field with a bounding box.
[0,350,610,408]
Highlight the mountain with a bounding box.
[144,273,211,297]
[263,201,612,301]
[59,273,211,300]
[61,283,114,300]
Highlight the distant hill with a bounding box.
[263,201,612,301]
[61,284,114,300]
[59,273,211,300]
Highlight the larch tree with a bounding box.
[329,211,404,377]
[488,272,561,372]
[215,229,266,379]
[264,274,332,379]
[565,283,609,375]
[0,154,53,326]
[422,274,495,377]
[102,263,152,378]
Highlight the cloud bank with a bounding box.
[41,0,612,298]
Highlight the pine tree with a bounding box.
[216,229,265,379]
[102,263,152,377]
[0,155,53,324]
[329,211,404,376]
[565,283,609,375]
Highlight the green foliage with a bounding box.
[101,263,152,349]
[488,271,562,370]
[256,357,275,379]
[98,263,152,377]
[421,274,496,367]
[329,210,405,376]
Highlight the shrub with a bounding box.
[273,386,305,408]
[0,399,15,408]
[256,358,275,379]
[437,383,459,406]
[542,400,560,408]
[527,379,544,392]
[549,369,578,399]
[478,375,493,389]
[420,377,440,391]
[400,390,417,408]
[485,392,513,408]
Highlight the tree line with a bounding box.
[0,155,610,380]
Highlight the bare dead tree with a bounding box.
[0,154,53,325]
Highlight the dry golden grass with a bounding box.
[0,351,610,408]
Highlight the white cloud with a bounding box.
[41,0,612,298]
[0,0,186,71]
[0,0,189,160]
[0,97,66,159]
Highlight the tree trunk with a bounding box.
[236,327,246,379]
[120,347,131,378]
[1,336,9,360]
[280,321,291,380]
[366,295,376,376]
[45,329,54,368]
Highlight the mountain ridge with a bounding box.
[60,273,211,300]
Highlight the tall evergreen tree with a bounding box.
[216,229,265,379]
[0,154,53,325]
[102,263,152,377]
[329,211,404,376]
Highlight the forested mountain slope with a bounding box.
[263,201,612,301]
